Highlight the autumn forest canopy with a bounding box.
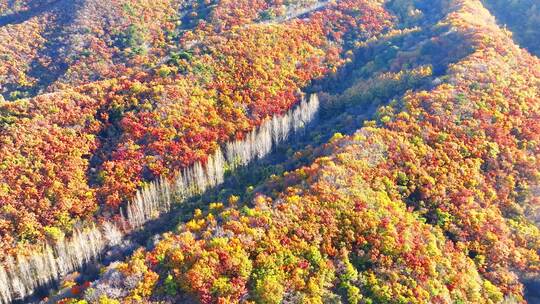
[0,0,539,303]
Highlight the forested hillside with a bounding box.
[0,0,539,303]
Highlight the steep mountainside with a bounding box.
[0,0,538,303]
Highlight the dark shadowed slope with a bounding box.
[482,0,540,56]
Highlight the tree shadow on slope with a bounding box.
[0,0,60,24]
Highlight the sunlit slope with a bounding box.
[0,0,393,259]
